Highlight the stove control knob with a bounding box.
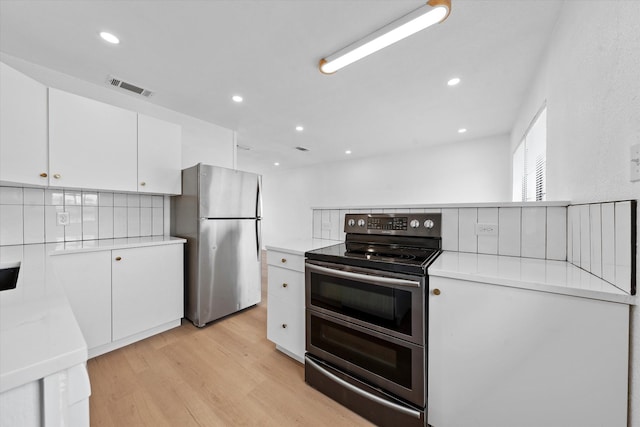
[424,219,435,229]
[357,219,366,227]
[347,219,356,227]
[410,219,420,228]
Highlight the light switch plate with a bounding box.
[56,211,70,226]
[476,223,498,236]
[631,144,640,182]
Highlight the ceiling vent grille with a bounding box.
[106,75,154,97]
[295,146,310,152]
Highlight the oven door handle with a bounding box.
[305,356,422,419]
[306,263,420,288]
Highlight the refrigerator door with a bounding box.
[198,164,261,219]
[187,218,261,326]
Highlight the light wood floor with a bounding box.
[87,258,372,426]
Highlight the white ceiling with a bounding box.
[0,0,562,172]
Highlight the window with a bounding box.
[513,106,546,201]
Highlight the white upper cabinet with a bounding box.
[0,62,49,186]
[137,114,182,194]
[49,88,138,192]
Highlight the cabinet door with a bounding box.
[137,114,182,194]
[48,251,112,350]
[0,62,49,186]
[266,265,305,361]
[427,276,629,427]
[112,244,183,341]
[48,88,137,191]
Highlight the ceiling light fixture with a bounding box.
[99,31,120,44]
[232,95,243,103]
[319,0,451,74]
[345,150,352,154]
[296,126,304,131]
[274,162,280,166]
[447,77,461,86]
[458,128,467,133]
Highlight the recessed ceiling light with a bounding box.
[274,162,280,166]
[295,126,304,131]
[447,77,461,86]
[458,128,467,133]
[232,95,243,103]
[99,32,120,44]
[345,150,352,154]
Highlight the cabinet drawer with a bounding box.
[267,250,304,272]
[268,266,303,304]
[267,295,305,359]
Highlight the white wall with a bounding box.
[510,1,640,424]
[0,53,235,169]
[262,134,510,244]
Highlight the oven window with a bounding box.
[309,314,412,388]
[310,272,413,335]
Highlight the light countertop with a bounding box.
[0,244,87,393]
[265,238,342,256]
[429,251,635,305]
[47,235,186,256]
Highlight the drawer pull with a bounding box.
[433,288,441,296]
[281,323,287,329]
[281,258,287,263]
[140,182,146,186]
[53,173,61,179]
[282,283,288,288]
[115,256,122,261]
[40,172,48,178]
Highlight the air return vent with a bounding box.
[295,146,310,152]
[106,75,154,97]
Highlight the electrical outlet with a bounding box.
[631,143,640,182]
[56,211,70,226]
[476,223,498,236]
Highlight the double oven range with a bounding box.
[304,213,441,427]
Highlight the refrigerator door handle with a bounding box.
[256,219,262,262]
[256,176,262,219]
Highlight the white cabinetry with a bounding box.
[49,88,138,191]
[137,114,182,194]
[112,244,183,341]
[0,62,49,186]
[427,276,629,427]
[267,250,305,362]
[48,243,184,358]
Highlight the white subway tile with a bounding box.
[477,208,498,255]
[152,207,164,236]
[113,207,128,238]
[152,195,164,208]
[498,207,521,256]
[0,187,22,205]
[82,191,98,206]
[570,206,581,266]
[546,207,567,261]
[566,206,573,263]
[64,190,82,206]
[140,207,152,236]
[23,205,45,244]
[458,208,478,253]
[0,205,23,245]
[441,209,459,251]
[82,206,99,240]
[99,206,114,239]
[579,205,591,270]
[140,195,152,208]
[312,210,322,239]
[329,210,340,241]
[382,208,398,213]
[23,188,44,205]
[424,208,442,214]
[127,207,141,237]
[321,210,331,240]
[45,205,65,243]
[521,207,546,259]
[44,189,64,206]
[339,210,349,240]
[98,192,113,207]
[601,203,615,284]
[409,208,426,213]
[163,196,170,236]
[589,204,602,278]
[65,206,82,241]
[113,193,128,207]
[614,201,632,293]
[127,194,140,208]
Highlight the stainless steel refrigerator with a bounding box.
[171,163,262,327]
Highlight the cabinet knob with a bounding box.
[140,182,146,186]
[433,288,441,296]
[115,256,122,261]
[282,283,288,288]
[40,172,48,178]
[53,173,61,179]
[281,324,287,329]
[281,258,287,263]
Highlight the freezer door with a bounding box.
[188,218,261,326]
[198,164,261,219]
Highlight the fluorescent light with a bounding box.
[99,32,120,44]
[447,77,460,86]
[296,126,304,131]
[232,95,243,103]
[458,128,467,133]
[319,0,451,74]
[345,150,352,154]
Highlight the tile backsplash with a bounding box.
[0,186,167,246]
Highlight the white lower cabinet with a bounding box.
[266,251,305,362]
[427,276,629,427]
[48,243,184,358]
